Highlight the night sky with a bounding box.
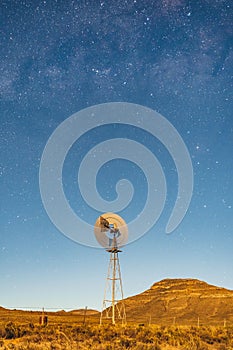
[1,0,233,311]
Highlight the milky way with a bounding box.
[1,0,233,310]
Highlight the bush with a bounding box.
[5,322,19,339]
[120,338,136,348]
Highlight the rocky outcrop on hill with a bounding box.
[123,278,233,325]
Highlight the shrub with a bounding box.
[5,322,19,339]
[120,338,135,348]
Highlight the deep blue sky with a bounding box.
[1,0,233,311]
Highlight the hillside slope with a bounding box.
[123,278,233,325]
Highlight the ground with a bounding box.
[0,310,232,349]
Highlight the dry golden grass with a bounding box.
[0,310,233,350]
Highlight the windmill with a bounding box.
[94,212,128,325]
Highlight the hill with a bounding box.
[123,278,233,325]
[67,308,99,315]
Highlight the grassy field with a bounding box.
[0,310,233,349]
